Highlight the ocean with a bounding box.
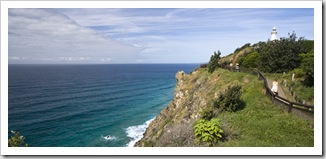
[8,64,199,147]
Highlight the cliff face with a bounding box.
[135,68,228,147]
[134,45,315,148]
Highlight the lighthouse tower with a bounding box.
[270,27,277,41]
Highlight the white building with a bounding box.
[270,27,277,41]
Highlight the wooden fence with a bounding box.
[256,70,314,122]
[224,66,314,122]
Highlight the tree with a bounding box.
[258,32,303,73]
[8,130,28,147]
[241,51,261,68]
[300,49,314,86]
[208,51,221,73]
[299,40,314,54]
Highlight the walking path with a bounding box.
[266,78,287,100]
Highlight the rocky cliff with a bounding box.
[134,43,315,147]
[134,67,237,147]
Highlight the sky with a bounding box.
[8,8,314,64]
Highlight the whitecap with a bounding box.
[101,135,118,141]
[125,118,155,147]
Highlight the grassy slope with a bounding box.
[137,67,314,147]
[263,72,314,105]
[205,68,314,147]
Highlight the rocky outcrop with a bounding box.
[134,68,224,147]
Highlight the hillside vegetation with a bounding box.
[221,32,314,104]
[135,68,313,147]
[135,32,314,147]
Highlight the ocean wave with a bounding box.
[101,135,118,141]
[125,118,155,147]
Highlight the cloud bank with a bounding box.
[8,8,314,64]
[9,9,143,64]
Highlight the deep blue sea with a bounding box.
[8,64,198,147]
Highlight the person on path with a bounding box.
[271,79,278,96]
[229,63,233,71]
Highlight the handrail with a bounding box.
[222,65,314,121]
[255,68,313,121]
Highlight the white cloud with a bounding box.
[59,8,313,63]
[9,9,143,64]
[8,8,314,64]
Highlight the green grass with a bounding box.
[214,70,314,147]
[141,67,314,147]
[264,72,314,105]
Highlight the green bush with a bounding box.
[292,68,305,78]
[300,51,314,86]
[208,51,221,73]
[199,105,216,120]
[214,84,245,112]
[194,119,223,146]
[241,52,261,68]
[237,56,245,66]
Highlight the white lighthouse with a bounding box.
[270,27,277,41]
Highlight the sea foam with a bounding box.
[125,118,155,147]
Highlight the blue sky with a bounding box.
[8,8,314,64]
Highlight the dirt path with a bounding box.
[266,78,287,99]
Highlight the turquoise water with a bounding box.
[8,64,198,147]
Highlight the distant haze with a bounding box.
[8,8,313,64]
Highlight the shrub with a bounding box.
[241,52,261,68]
[199,104,221,121]
[208,51,221,73]
[199,105,215,120]
[292,68,305,78]
[214,84,245,112]
[300,50,314,86]
[194,119,224,146]
[237,56,245,66]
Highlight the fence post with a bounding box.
[292,73,295,81]
[288,102,293,113]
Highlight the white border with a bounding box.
[1,0,322,156]
[0,0,321,8]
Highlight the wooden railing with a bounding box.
[223,65,314,122]
[256,70,314,122]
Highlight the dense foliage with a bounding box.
[214,84,245,112]
[194,118,224,146]
[238,33,314,86]
[258,32,303,73]
[8,130,28,147]
[299,40,314,86]
[238,51,261,68]
[208,51,221,73]
[200,105,216,121]
[200,84,244,121]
